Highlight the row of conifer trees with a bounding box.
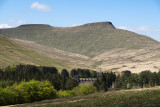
[94,70,160,92]
[1,64,160,92]
[0,64,96,90]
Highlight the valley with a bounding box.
[1,1,160,107]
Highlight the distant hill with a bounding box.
[0,35,70,70]
[0,22,160,72]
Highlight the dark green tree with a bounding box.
[115,74,122,89]
[140,70,152,88]
[61,69,69,78]
[122,70,131,77]
[99,73,108,91]
[93,78,100,91]
[65,78,78,90]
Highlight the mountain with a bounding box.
[0,35,70,70]
[1,22,159,57]
[0,22,160,72]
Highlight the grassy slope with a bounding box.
[12,38,93,70]
[0,22,159,58]
[10,87,160,107]
[0,35,70,70]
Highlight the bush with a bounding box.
[58,90,76,98]
[13,80,57,102]
[0,88,18,106]
[0,80,57,106]
[78,84,97,95]
[0,80,14,88]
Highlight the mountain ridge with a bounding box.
[16,21,115,29]
[0,21,159,57]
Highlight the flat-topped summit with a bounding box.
[81,21,116,29]
[17,24,52,29]
[16,22,115,29]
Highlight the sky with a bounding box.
[0,0,160,41]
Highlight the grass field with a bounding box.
[8,87,160,107]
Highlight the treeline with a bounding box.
[0,64,97,90]
[1,64,160,92]
[94,72,116,91]
[93,70,160,92]
[71,68,97,78]
[115,70,160,89]
[0,65,78,90]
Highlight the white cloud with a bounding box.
[0,24,11,29]
[137,26,160,32]
[137,26,151,31]
[117,26,160,32]
[117,26,130,30]
[71,24,82,27]
[30,2,52,11]
[8,19,26,25]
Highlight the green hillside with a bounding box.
[0,35,69,70]
[0,22,159,57]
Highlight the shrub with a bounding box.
[0,80,14,88]
[0,80,57,106]
[78,84,97,95]
[13,80,57,102]
[58,90,76,98]
[0,88,18,106]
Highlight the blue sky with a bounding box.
[0,0,160,41]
